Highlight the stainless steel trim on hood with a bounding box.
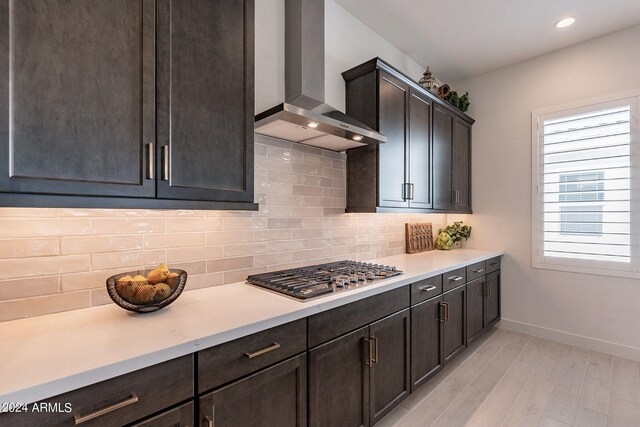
[254,0,387,151]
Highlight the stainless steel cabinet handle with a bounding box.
[419,285,437,293]
[488,282,492,297]
[439,302,446,323]
[371,336,379,364]
[445,302,450,322]
[473,268,485,274]
[147,143,154,179]
[204,415,213,427]
[162,145,169,181]
[244,342,280,359]
[364,338,374,366]
[74,393,138,425]
[410,183,415,200]
[489,262,499,266]
[448,276,463,282]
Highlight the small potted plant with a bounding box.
[435,221,472,250]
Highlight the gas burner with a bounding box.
[247,260,403,300]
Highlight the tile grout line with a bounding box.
[429,333,532,427]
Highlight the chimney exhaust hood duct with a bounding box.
[254,0,387,151]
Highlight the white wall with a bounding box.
[255,0,426,113]
[452,24,640,360]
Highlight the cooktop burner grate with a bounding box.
[246,260,403,300]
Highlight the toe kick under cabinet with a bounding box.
[1,257,501,427]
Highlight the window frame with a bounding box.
[532,90,640,278]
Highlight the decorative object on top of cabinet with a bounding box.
[437,84,451,98]
[343,58,474,214]
[445,91,471,112]
[418,66,441,93]
[435,221,472,250]
[0,0,256,211]
[405,222,434,254]
[107,263,187,313]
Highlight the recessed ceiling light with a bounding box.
[307,122,319,128]
[555,17,576,29]
[352,135,363,141]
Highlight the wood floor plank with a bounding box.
[610,356,640,405]
[465,337,550,427]
[395,330,521,427]
[431,333,532,427]
[538,416,570,427]
[374,404,411,427]
[578,351,613,414]
[572,407,607,427]
[502,341,569,427]
[608,397,640,427]
[400,327,500,411]
[544,346,590,425]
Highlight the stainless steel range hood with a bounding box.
[254,0,387,151]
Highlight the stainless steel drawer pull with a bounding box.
[147,143,154,179]
[419,285,437,292]
[244,342,281,359]
[489,262,499,266]
[74,393,138,425]
[448,276,463,282]
[473,268,484,273]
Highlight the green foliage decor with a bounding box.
[435,221,472,250]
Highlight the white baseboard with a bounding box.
[497,318,640,362]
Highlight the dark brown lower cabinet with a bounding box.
[410,296,444,391]
[369,309,411,425]
[466,278,486,344]
[486,270,501,327]
[308,326,370,427]
[199,354,307,427]
[308,309,410,427]
[132,402,193,427]
[443,285,466,363]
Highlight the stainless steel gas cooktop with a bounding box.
[246,260,403,300]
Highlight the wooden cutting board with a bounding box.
[405,223,434,254]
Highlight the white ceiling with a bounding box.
[334,0,640,82]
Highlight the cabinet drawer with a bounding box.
[466,261,486,282]
[308,286,409,348]
[198,319,307,393]
[443,268,466,292]
[411,275,442,304]
[485,257,501,273]
[0,355,193,427]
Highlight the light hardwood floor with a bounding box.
[377,328,640,427]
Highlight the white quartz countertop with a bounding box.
[0,249,503,404]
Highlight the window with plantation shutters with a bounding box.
[533,94,640,276]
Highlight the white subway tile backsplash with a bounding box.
[0,138,447,321]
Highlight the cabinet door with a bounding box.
[369,309,411,425]
[309,327,369,427]
[411,296,444,391]
[453,118,472,212]
[408,89,432,209]
[156,0,254,202]
[485,270,501,327]
[200,354,306,427]
[0,0,155,198]
[443,285,466,363]
[432,105,454,210]
[466,278,486,344]
[132,402,193,427]
[378,72,409,208]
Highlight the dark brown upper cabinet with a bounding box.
[0,0,256,210]
[343,58,473,214]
